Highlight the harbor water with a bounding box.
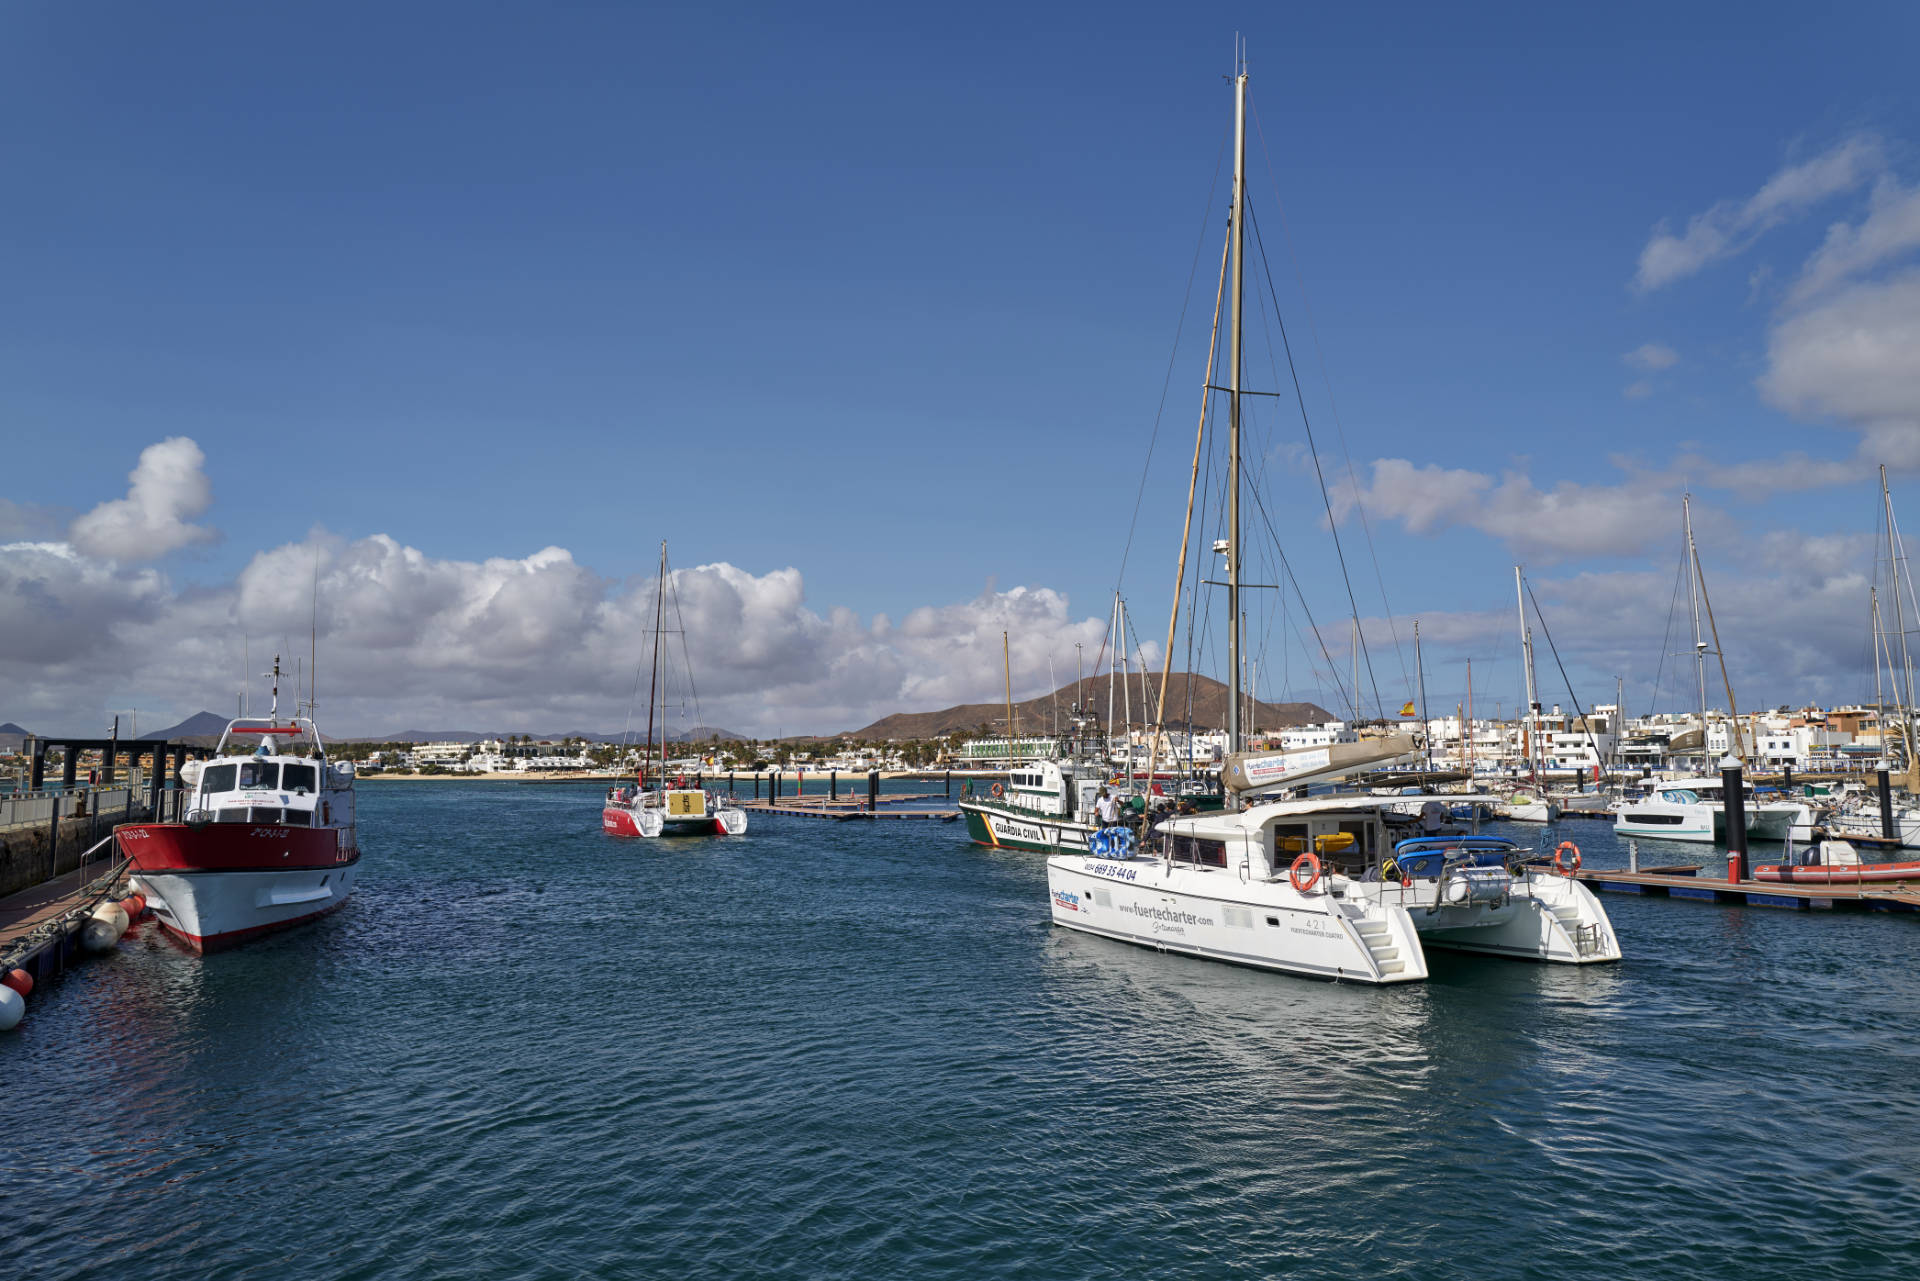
[6,784,1920,1279]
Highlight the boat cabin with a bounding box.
[1154,795,1497,881]
[189,726,354,830]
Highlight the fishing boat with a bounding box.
[116,659,359,952]
[601,542,747,840]
[1043,55,1621,981]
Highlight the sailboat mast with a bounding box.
[1684,494,1709,769]
[1225,56,1248,756]
[1515,565,1538,778]
[1414,619,1432,770]
[1003,630,1014,757]
[1882,465,1916,766]
[644,541,666,788]
[1120,604,1135,794]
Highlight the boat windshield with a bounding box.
[282,763,318,793]
[239,761,279,789]
[201,763,237,795]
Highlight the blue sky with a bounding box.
[5,2,1920,734]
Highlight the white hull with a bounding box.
[132,865,357,951]
[1046,853,1617,985]
[1614,800,1809,844]
[1498,796,1562,823]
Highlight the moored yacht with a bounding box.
[1611,775,1810,844]
[1046,795,1619,983]
[116,661,359,952]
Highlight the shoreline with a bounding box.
[357,769,1003,784]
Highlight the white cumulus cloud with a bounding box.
[68,436,217,562]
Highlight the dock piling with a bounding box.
[1722,756,1748,882]
[1879,765,1895,840]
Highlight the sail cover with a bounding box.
[1221,734,1419,794]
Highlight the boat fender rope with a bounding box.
[1289,851,1322,894]
[1553,841,1582,875]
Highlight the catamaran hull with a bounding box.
[1614,802,1807,844]
[601,806,746,838]
[1046,856,1429,984]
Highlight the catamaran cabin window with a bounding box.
[249,806,284,824]
[281,807,312,826]
[239,762,279,789]
[216,807,249,823]
[282,763,317,793]
[1170,836,1228,867]
[201,764,237,795]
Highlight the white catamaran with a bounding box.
[1044,56,1621,982]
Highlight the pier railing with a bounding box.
[0,787,146,833]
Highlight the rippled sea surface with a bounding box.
[7,784,1920,1279]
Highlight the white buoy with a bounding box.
[80,918,120,952]
[90,902,131,936]
[0,985,23,1031]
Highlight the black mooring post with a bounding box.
[829,770,837,801]
[29,740,45,791]
[1722,757,1749,882]
[1783,763,1794,795]
[945,770,951,799]
[1879,766,1895,840]
[868,769,879,812]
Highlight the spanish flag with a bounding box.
[1399,701,1417,717]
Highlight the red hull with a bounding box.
[117,821,352,872]
[1753,862,1920,884]
[601,806,728,837]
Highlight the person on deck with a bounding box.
[1095,787,1119,827]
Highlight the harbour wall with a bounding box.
[0,791,147,898]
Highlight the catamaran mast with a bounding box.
[1225,54,1247,756]
[644,541,666,788]
[1684,494,1710,770]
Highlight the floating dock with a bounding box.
[1574,864,1920,912]
[740,799,958,823]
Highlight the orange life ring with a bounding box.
[990,782,1004,798]
[1554,841,1582,875]
[1289,851,1322,893]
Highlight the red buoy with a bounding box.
[120,894,147,920]
[1,969,31,998]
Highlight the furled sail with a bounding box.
[1221,734,1418,794]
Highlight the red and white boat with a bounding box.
[117,661,359,952]
[1753,839,1920,885]
[603,780,747,838]
[599,541,748,841]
